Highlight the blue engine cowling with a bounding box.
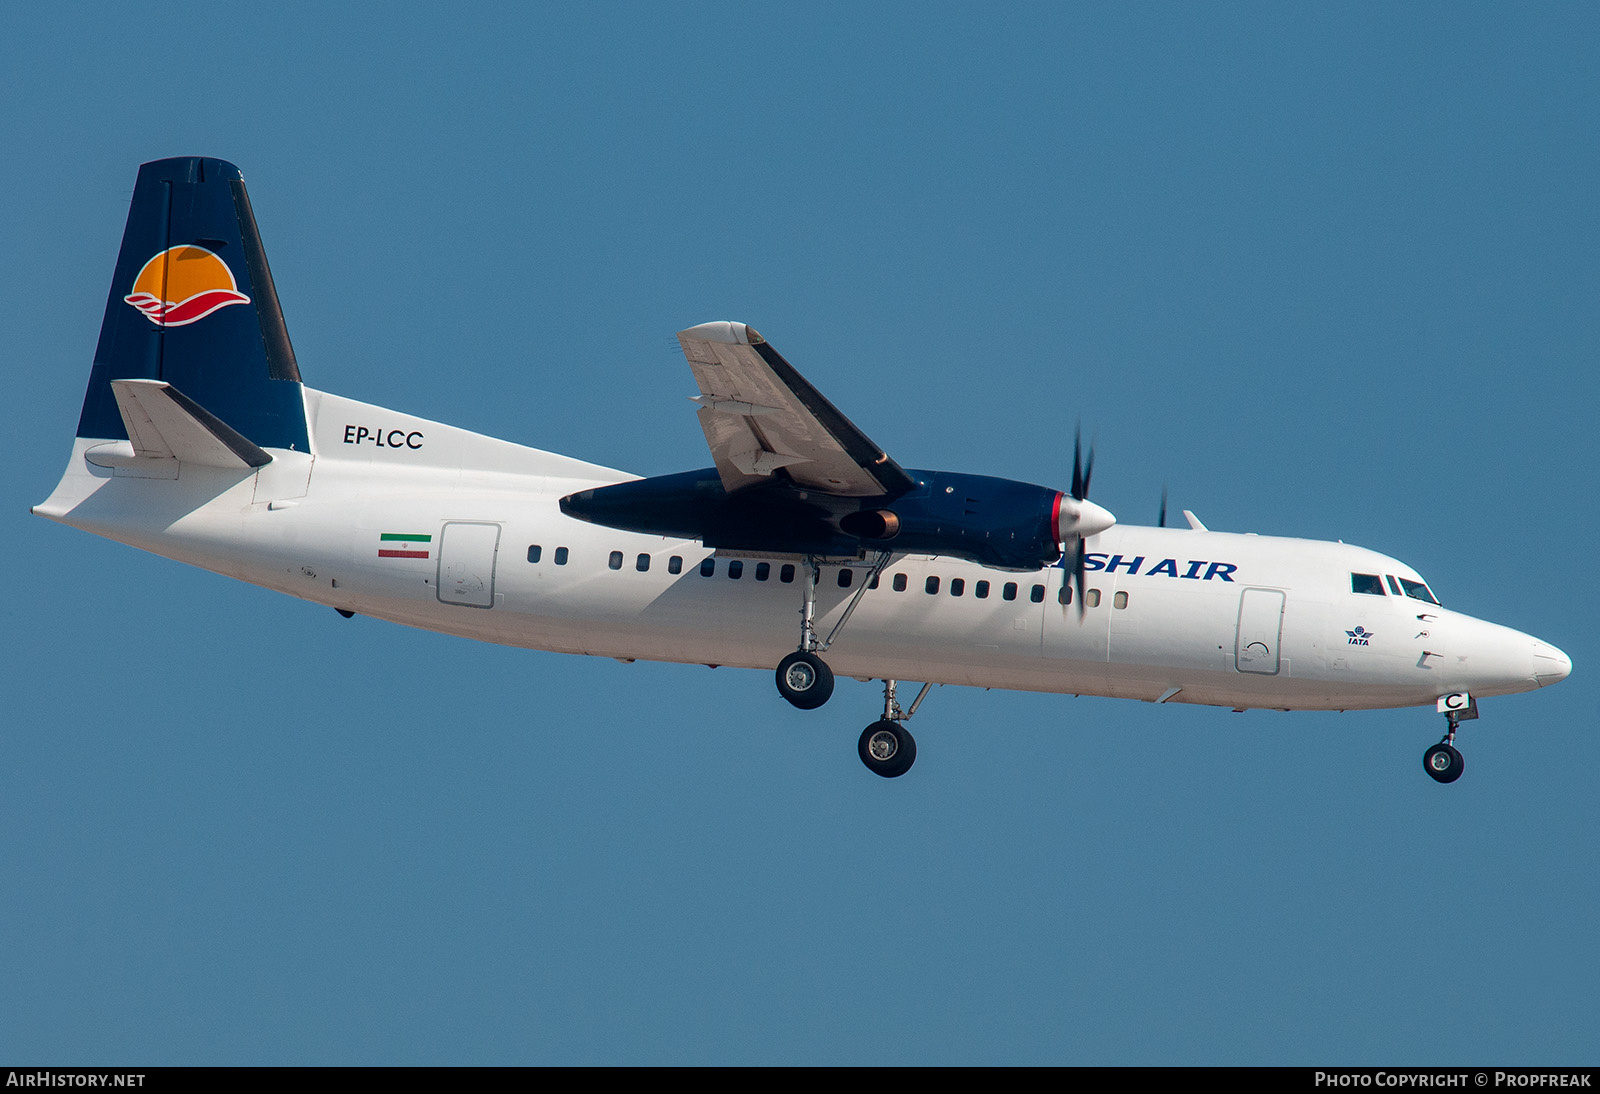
[559,467,1069,571]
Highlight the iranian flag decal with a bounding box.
[378,532,431,559]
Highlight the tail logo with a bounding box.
[123,245,251,327]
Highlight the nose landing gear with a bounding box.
[1423,693,1476,784]
[1423,740,1465,783]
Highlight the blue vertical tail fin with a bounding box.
[76,156,309,451]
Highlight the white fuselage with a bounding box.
[35,387,1567,713]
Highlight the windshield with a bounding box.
[1397,576,1440,606]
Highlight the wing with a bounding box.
[676,322,916,497]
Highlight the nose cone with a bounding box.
[1077,498,1116,538]
[1056,496,1116,540]
[1446,617,1573,697]
[1533,641,1572,688]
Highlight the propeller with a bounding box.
[1071,430,1094,505]
[1058,426,1113,619]
[1158,485,1168,529]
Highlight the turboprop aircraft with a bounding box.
[34,157,1572,781]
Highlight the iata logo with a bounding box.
[123,244,250,327]
[1345,626,1374,646]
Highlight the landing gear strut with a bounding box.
[772,552,891,710]
[1423,694,1476,784]
[763,552,934,776]
[858,678,933,778]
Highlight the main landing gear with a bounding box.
[773,552,891,711]
[776,650,833,710]
[770,553,930,776]
[858,678,934,778]
[1424,694,1477,784]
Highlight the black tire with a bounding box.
[1423,742,1465,784]
[776,651,834,710]
[858,720,917,778]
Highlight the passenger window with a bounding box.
[1113,590,1129,609]
[1086,588,1101,607]
[950,578,965,597]
[527,545,541,564]
[728,560,743,580]
[780,564,795,584]
[926,576,940,595]
[755,562,770,581]
[868,572,879,589]
[1058,583,1071,606]
[1351,573,1385,596]
[893,573,908,592]
[700,557,716,577]
[1030,584,1045,603]
[975,580,990,599]
[608,551,623,570]
[838,568,853,588]
[668,556,683,575]
[1003,582,1018,601]
[636,553,650,572]
[554,547,569,566]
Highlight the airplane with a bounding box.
[34,157,1572,781]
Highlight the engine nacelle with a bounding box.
[560,467,1115,571]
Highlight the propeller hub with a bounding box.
[1054,495,1116,541]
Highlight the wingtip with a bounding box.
[678,321,762,345]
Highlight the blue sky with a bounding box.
[5,2,1596,1064]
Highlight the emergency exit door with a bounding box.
[437,521,501,608]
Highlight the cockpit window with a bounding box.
[1385,575,1403,596]
[1351,573,1385,596]
[1398,577,1440,606]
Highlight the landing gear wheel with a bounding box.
[858,720,916,778]
[776,651,834,710]
[1424,742,1465,784]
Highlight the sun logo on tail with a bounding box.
[123,244,250,327]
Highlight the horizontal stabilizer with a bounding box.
[109,379,272,469]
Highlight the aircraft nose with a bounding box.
[1533,640,1572,687]
[1445,616,1569,696]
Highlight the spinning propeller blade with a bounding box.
[1062,426,1101,619]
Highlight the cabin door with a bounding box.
[1235,588,1284,675]
[437,521,501,608]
